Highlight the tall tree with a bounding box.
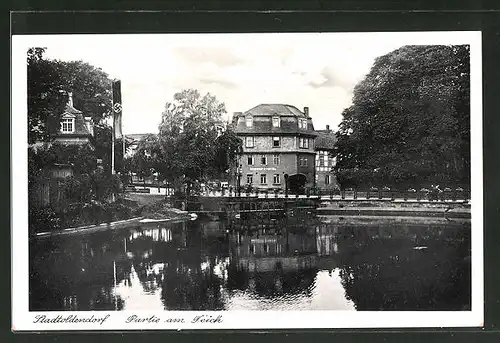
[59,60,113,122]
[142,89,242,195]
[333,45,470,189]
[27,48,67,143]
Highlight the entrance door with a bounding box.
[287,173,307,194]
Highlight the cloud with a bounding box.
[173,46,245,68]
[199,76,238,88]
[306,66,358,90]
[35,32,462,134]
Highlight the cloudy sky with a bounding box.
[27,32,471,134]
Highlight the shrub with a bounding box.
[105,202,132,221]
[29,207,61,235]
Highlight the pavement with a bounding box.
[317,205,471,218]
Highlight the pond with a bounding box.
[29,216,471,311]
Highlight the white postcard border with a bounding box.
[11,31,483,331]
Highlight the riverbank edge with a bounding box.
[33,215,194,239]
[316,207,471,218]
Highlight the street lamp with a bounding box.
[237,164,242,197]
[284,174,289,197]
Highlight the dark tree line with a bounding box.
[333,45,470,189]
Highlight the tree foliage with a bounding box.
[28,143,97,183]
[28,48,68,143]
[131,89,242,195]
[333,45,470,189]
[58,60,113,122]
[127,134,159,181]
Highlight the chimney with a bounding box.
[67,91,74,107]
[326,125,330,131]
[84,117,94,136]
[232,112,242,124]
[303,107,309,116]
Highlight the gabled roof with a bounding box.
[243,104,308,117]
[315,130,337,150]
[63,103,83,115]
[234,104,316,136]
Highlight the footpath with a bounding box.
[317,203,471,219]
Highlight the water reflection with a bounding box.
[30,217,470,311]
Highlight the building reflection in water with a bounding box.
[29,217,470,311]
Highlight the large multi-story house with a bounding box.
[315,125,338,190]
[233,104,317,193]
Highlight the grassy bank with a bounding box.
[29,193,191,235]
[126,193,191,221]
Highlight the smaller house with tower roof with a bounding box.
[53,92,95,146]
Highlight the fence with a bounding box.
[125,183,471,202]
[199,186,471,202]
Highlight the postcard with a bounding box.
[11,31,483,330]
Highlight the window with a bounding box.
[325,175,330,185]
[299,137,309,149]
[246,115,253,127]
[319,154,325,167]
[260,174,267,184]
[247,155,254,165]
[246,174,253,184]
[260,155,267,165]
[300,156,308,167]
[272,136,281,147]
[273,174,281,184]
[299,118,308,129]
[272,116,280,127]
[60,118,74,133]
[273,154,280,165]
[245,136,254,148]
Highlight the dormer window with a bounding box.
[299,119,308,129]
[272,116,280,128]
[60,118,75,133]
[245,115,253,128]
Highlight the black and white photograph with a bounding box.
[12,31,483,330]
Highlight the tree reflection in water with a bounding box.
[335,222,471,310]
[29,217,471,311]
